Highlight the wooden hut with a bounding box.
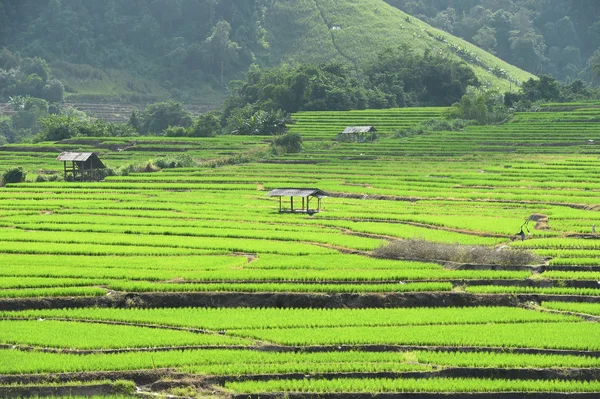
[57,152,106,181]
[340,126,377,142]
[266,188,327,214]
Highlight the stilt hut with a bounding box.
[339,126,377,142]
[57,152,106,181]
[266,188,327,214]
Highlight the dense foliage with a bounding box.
[1,167,26,185]
[385,0,600,84]
[225,50,478,116]
[0,0,269,101]
[0,49,64,102]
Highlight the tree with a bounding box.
[10,96,48,137]
[37,114,80,142]
[128,110,141,133]
[139,101,193,135]
[189,111,221,137]
[448,88,507,125]
[473,26,497,54]
[2,167,26,185]
[202,21,240,86]
[521,75,561,102]
[273,132,302,153]
[21,57,49,83]
[41,79,64,102]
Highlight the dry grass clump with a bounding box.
[373,239,543,266]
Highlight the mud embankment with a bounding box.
[3,291,600,312]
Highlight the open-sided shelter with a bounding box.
[57,152,106,181]
[266,188,327,214]
[340,126,377,142]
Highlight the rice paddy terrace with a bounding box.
[4,105,600,397]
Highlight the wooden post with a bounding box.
[279,196,282,212]
[63,161,67,181]
[291,197,294,212]
[302,197,305,212]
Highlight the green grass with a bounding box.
[226,377,600,393]
[0,320,249,349]
[5,104,600,394]
[0,349,428,375]
[267,0,532,92]
[542,301,600,316]
[1,306,570,331]
[229,322,600,350]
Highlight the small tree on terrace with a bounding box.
[139,101,192,135]
[2,167,26,185]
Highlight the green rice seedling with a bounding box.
[466,285,600,296]
[542,301,600,316]
[0,287,106,298]
[1,306,574,332]
[106,281,452,294]
[0,349,427,375]
[226,377,600,393]
[0,320,250,349]
[416,350,600,369]
[228,321,600,350]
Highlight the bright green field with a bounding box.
[2,104,600,396]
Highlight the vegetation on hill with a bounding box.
[385,0,600,84]
[0,0,533,103]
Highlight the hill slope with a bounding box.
[0,0,533,105]
[264,0,533,92]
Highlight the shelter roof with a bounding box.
[56,152,106,169]
[342,126,376,134]
[57,152,95,162]
[266,188,327,198]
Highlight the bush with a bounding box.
[227,108,290,136]
[373,239,542,266]
[165,125,189,137]
[36,114,80,141]
[395,118,470,138]
[41,79,65,102]
[139,101,193,135]
[272,132,303,154]
[155,154,196,169]
[447,88,508,124]
[2,167,26,184]
[111,380,136,395]
[189,111,221,137]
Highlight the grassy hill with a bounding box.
[45,0,533,104]
[265,0,533,93]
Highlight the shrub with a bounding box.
[111,380,136,395]
[155,154,196,169]
[447,88,508,124]
[272,132,303,154]
[395,118,470,138]
[373,239,542,266]
[41,79,65,103]
[189,111,221,137]
[165,125,189,137]
[2,167,26,184]
[140,101,193,135]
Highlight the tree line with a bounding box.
[0,0,270,101]
[385,0,600,84]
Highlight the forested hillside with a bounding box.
[0,0,270,104]
[385,0,600,84]
[0,0,532,105]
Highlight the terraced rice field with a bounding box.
[4,105,600,397]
